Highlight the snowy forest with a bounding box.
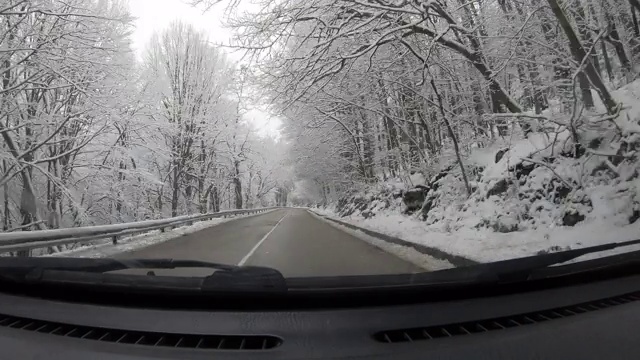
[226,0,638,196]
[220,0,640,254]
[0,0,292,232]
[2,0,640,247]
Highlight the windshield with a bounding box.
[0,0,639,283]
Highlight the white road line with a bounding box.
[237,212,289,266]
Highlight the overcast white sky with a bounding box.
[128,0,282,138]
[128,0,231,55]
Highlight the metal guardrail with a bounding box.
[0,207,277,255]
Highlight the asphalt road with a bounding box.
[116,208,424,277]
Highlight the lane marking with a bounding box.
[237,212,289,266]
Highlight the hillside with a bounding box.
[316,80,640,263]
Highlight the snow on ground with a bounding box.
[314,207,640,263]
[308,210,454,271]
[315,79,640,265]
[44,212,269,258]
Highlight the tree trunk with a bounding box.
[18,111,41,256]
[618,0,640,60]
[577,72,595,109]
[2,21,14,233]
[245,170,252,208]
[450,0,523,115]
[530,62,548,114]
[157,186,163,215]
[570,0,602,76]
[198,179,206,214]
[601,40,614,81]
[359,110,376,180]
[374,117,388,180]
[211,186,220,212]
[632,1,640,36]
[2,160,10,231]
[185,181,193,214]
[233,160,242,209]
[377,81,400,176]
[603,5,633,73]
[171,163,179,217]
[430,80,472,197]
[547,0,618,113]
[115,160,125,220]
[18,164,36,257]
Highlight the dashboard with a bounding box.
[0,273,639,359]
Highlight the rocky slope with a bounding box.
[328,82,640,241]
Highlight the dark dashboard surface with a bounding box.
[0,273,639,360]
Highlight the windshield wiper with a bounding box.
[464,237,640,283]
[0,258,287,293]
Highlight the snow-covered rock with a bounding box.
[402,185,429,214]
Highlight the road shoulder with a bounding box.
[307,210,454,271]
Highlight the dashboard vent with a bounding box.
[374,291,640,343]
[0,314,282,350]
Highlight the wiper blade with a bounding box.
[0,257,244,273]
[0,258,287,293]
[72,258,241,273]
[474,237,640,283]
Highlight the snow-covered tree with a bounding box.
[222,0,639,200]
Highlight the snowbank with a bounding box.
[315,207,640,263]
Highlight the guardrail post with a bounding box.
[112,236,118,245]
[160,227,165,233]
